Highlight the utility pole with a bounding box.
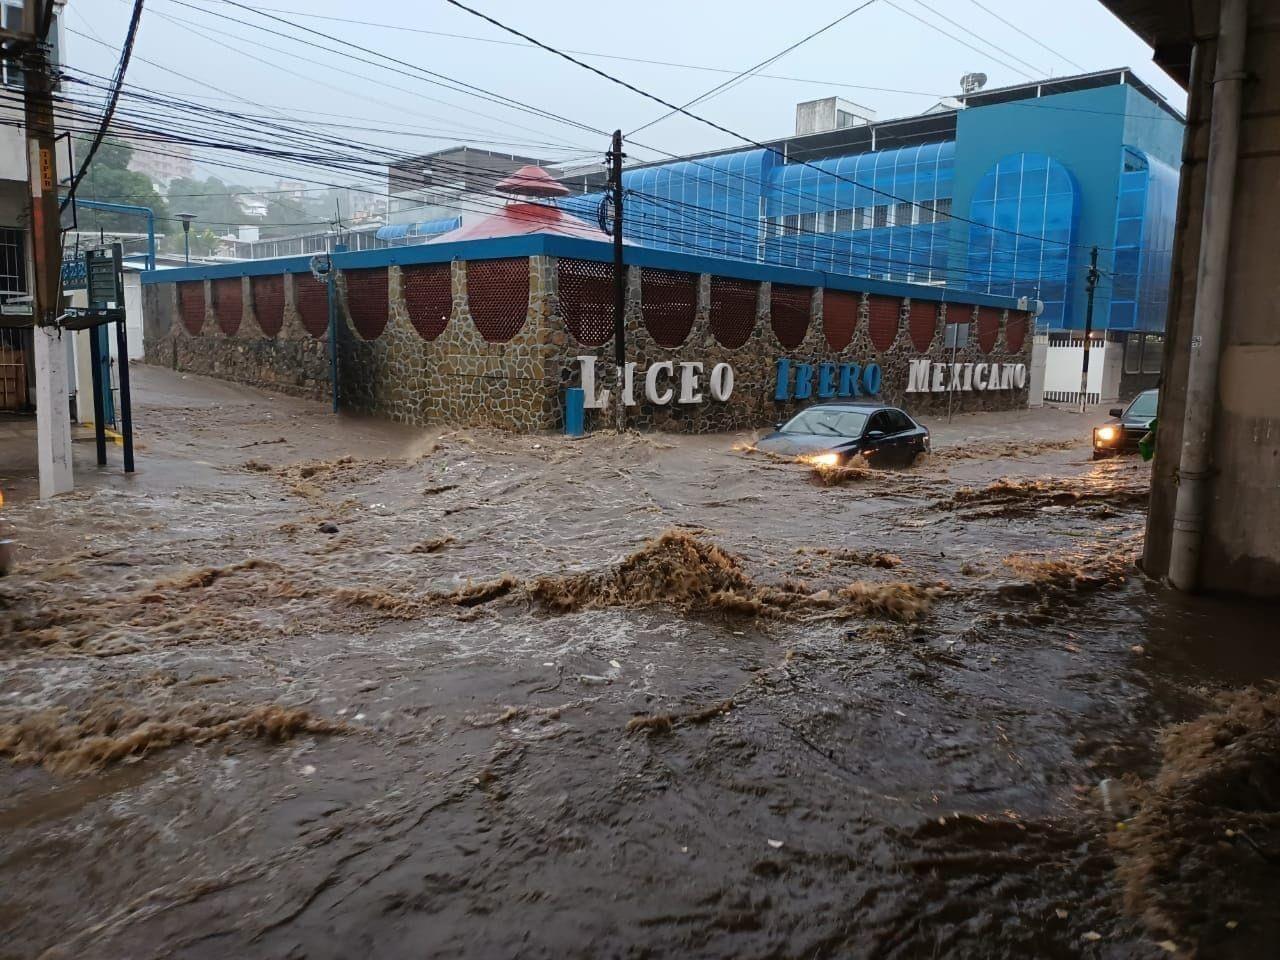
[1078,246,1100,414]
[608,129,626,432]
[22,0,72,497]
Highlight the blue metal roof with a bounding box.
[374,216,462,242]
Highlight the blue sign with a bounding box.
[61,257,87,290]
[774,358,882,402]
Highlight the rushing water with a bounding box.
[1,368,1275,959]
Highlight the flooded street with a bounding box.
[2,367,1276,959]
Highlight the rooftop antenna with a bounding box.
[960,72,988,95]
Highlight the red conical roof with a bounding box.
[495,165,570,198]
[431,202,613,243]
[428,165,614,244]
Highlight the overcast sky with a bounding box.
[67,0,1185,192]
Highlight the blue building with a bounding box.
[559,70,1182,347]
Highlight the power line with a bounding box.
[899,0,1048,78]
[881,0,1034,80]
[441,0,1108,256]
[628,0,880,137]
[62,0,146,212]
[963,0,1087,73]
[182,0,609,140]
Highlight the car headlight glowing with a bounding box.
[1095,425,1118,443]
[809,452,841,468]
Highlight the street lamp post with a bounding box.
[176,212,197,264]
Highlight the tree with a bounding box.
[73,138,170,237]
[165,175,256,229]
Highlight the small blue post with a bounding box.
[565,387,585,437]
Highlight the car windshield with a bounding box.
[781,408,869,438]
[1126,392,1158,419]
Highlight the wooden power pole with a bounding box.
[22,0,73,496]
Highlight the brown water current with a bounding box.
[0,367,1276,959]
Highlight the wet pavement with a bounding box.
[1,365,1277,959]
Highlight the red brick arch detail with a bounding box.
[709,277,758,349]
[976,307,1001,354]
[177,281,205,335]
[211,278,242,335]
[251,275,284,337]
[343,268,389,340]
[907,300,938,353]
[770,284,812,349]
[641,267,697,348]
[823,291,859,350]
[293,272,330,339]
[467,258,529,343]
[1006,312,1029,353]
[867,295,900,352]
[402,263,452,341]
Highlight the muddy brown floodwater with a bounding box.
[1,366,1277,960]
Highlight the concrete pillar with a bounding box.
[34,324,73,498]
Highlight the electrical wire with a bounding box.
[963,0,1087,73]
[440,0,1114,256]
[627,0,880,137]
[61,0,145,212]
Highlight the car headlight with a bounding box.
[809,452,841,468]
[1095,425,1119,444]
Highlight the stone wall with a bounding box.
[545,261,1032,434]
[143,254,1031,433]
[143,274,331,399]
[335,258,556,430]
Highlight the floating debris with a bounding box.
[0,700,344,774]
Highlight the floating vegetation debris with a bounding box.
[0,700,344,774]
[940,477,1149,517]
[1114,688,1280,954]
[1001,549,1134,594]
[626,699,735,735]
[527,530,941,623]
[409,535,455,554]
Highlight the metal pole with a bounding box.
[71,201,157,270]
[609,129,626,432]
[88,323,107,466]
[328,244,345,414]
[1169,0,1248,592]
[115,318,134,473]
[1078,246,1100,414]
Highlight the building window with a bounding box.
[0,227,25,303]
[1124,333,1143,374]
[798,212,817,234]
[894,201,914,227]
[834,208,853,232]
[872,205,889,229]
[1142,334,1163,374]
[933,198,952,221]
[782,214,800,237]
[1,3,26,86]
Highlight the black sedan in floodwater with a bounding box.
[756,402,930,468]
[1092,388,1158,459]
